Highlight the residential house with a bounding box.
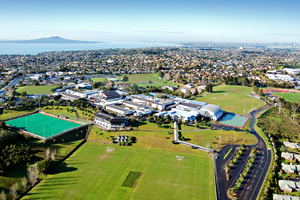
[283,142,300,149]
[278,180,300,193]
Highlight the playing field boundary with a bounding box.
[6,112,90,142]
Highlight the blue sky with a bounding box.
[0,0,300,43]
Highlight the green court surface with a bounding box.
[218,113,249,128]
[23,143,215,200]
[5,113,83,138]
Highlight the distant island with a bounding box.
[0,36,100,43]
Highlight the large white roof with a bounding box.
[200,104,221,114]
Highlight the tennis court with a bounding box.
[218,113,250,128]
[5,113,83,139]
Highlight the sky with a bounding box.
[0,0,300,43]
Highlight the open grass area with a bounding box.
[90,78,107,82]
[118,73,177,87]
[16,85,59,94]
[89,121,257,151]
[41,106,78,119]
[181,129,257,150]
[0,108,37,120]
[193,85,262,114]
[23,142,215,200]
[272,92,300,103]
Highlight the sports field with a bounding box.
[5,113,83,138]
[119,73,176,87]
[193,85,261,114]
[90,78,107,82]
[23,142,215,200]
[218,113,250,128]
[272,92,300,103]
[16,85,59,94]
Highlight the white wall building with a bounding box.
[265,74,294,81]
[199,104,223,120]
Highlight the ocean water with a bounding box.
[0,42,180,55]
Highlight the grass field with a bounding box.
[16,85,59,94]
[90,78,107,82]
[193,85,262,114]
[24,142,215,200]
[0,109,37,120]
[272,92,300,103]
[5,113,83,138]
[118,74,177,87]
[89,121,257,151]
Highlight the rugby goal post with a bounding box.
[176,156,184,160]
[107,147,115,151]
[211,97,216,100]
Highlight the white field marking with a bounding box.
[162,178,186,191]
[141,179,204,190]
[157,158,201,170]
[129,155,153,200]
[107,153,137,200]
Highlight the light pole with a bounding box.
[43,124,45,138]
[243,101,246,115]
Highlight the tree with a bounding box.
[50,150,56,161]
[32,80,39,86]
[22,176,27,189]
[10,183,18,199]
[37,159,52,175]
[0,190,5,200]
[21,91,27,97]
[291,103,299,121]
[27,165,38,186]
[45,148,50,160]
[157,71,163,78]
[163,73,171,81]
[122,75,129,82]
[278,98,285,115]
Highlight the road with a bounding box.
[0,77,22,96]
[215,104,272,200]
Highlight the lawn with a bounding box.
[181,129,257,150]
[41,106,78,119]
[16,85,59,95]
[23,142,215,200]
[193,85,262,114]
[0,108,38,120]
[89,121,257,151]
[118,73,177,87]
[90,78,107,82]
[272,92,300,103]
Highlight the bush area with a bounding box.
[257,107,300,199]
[0,126,84,200]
